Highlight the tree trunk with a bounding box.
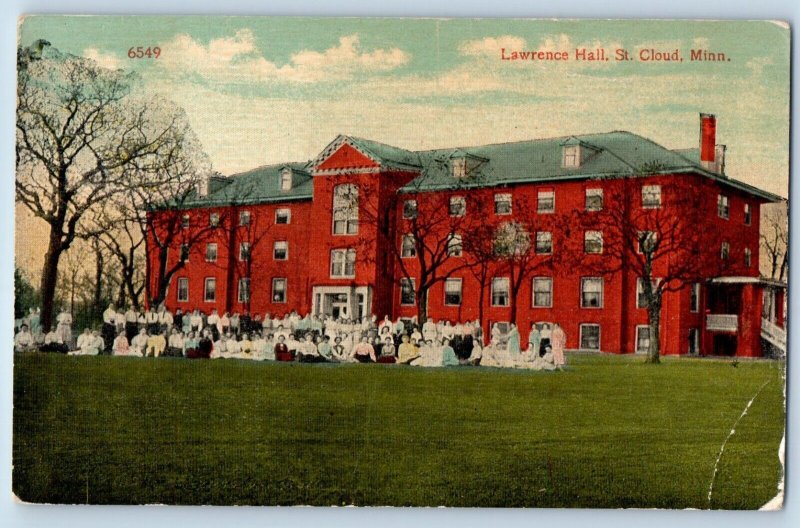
[93,241,104,316]
[646,301,662,364]
[38,230,65,332]
[417,287,428,326]
[477,281,486,342]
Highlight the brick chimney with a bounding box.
[699,113,725,174]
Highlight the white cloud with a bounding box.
[83,48,121,69]
[157,30,410,84]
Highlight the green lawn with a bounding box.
[12,352,785,508]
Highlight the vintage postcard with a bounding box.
[13,16,788,508]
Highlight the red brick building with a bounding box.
[146,114,785,357]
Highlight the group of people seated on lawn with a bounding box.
[13,305,567,370]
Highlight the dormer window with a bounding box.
[280,168,292,191]
[452,157,467,178]
[562,145,580,168]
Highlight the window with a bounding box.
[585,188,603,211]
[272,278,287,303]
[562,145,580,168]
[532,277,552,308]
[333,184,359,234]
[238,278,251,304]
[642,185,661,208]
[580,324,601,350]
[444,278,462,305]
[280,169,292,191]
[275,208,291,224]
[239,242,251,261]
[447,233,463,257]
[638,231,657,254]
[330,249,356,278]
[721,241,730,260]
[180,244,190,262]
[494,193,512,215]
[636,278,659,309]
[584,231,603,254]
[273,241,288,260]
[403,200,418,219]
[181,214,190,229]
[744,248,752,268]
[400,278,416,305]
[452,157,466,178]
[401,234,416,258]
[205,243,218,262]
[688,328,700,354]
[204,278,216,303]
[717,194,729,219]
[239,210,251,226]
[744,203,752,225]
[491,278,510,307]
[449,196,466,217]
[535,231,552,254]
[209,212,220,227]
[581,278,603,308]
[635,326,650,353]
[690,283,700,313]
[177,278,189,302]
[537,190,555,213]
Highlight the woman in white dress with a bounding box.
[56,308,73,347]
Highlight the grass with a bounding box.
[12,352,785,508]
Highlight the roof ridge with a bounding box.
[412,130,637,154]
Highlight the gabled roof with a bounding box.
[180,162,313,208]
[311,134,422,172]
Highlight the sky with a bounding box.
[15,16,791,278]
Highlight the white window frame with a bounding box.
[332,184,359,235]
[239,210,251,226]
[444,278,463,306]
[635,325,650,354]
[205,243,218,263]
[717,194,730,219]
[636,277,660,309]
[203,277,216,303]
[272,278,287,304]
[537,190,555,214]
[401,234,416,258]
[744,203,752,225]
[690,283,701,313]
[400,278,416,306]
[585,188,603,211]
[447,233,463,257]
[209,212,220,227]
[330,249,356,278]
[688,328,700,354]
[532,277,553,308]
[280,169,292,191]
[403,199,418,219]
[491,277,510,307]
[642,185,662,209]
[181,214,190,229]
[180,243,190,262]
[177,277,189,302]
[744,248,752,268]
[449,196,466,217]
[562,145,580,168]
[238,278,251,304]
[638,231,657,254]
[584,230,603,254]
[239,242,251,262]
[579,323,601,351]
[721,241,730,260]
[275,208,291,225]
[494,193,512,215]
[452,157,467,178]
[581,277,604,308]
[273,240,288,261]
[535,231,552,254]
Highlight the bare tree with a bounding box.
[761,201,788,282]
[577,173,734,363]
[16,42,205,330]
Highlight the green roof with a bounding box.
[175,131,781,209]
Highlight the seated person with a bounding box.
[70,329,103,356]
[262,333,276,361]
[166,329,185,357]
[441,338,460,367]
[196,330,214,359]
[145,331,167,357]
[298,334,327,363]
[184,331,199,358]
[465,340,482,366]
[112,331,131,356]
[316,335,333,362]
[14,324,36,353]
[130,328,148,357]
[330,336,350,363]
[274,335,294,362]
[397,334,419,364]
[350,336,377,363]
[40,328,68,354]
[377,336,396,364]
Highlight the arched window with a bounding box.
[333,184,359,234]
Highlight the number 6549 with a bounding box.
[127,47,161,59]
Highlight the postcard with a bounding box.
[13,16,788,508]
